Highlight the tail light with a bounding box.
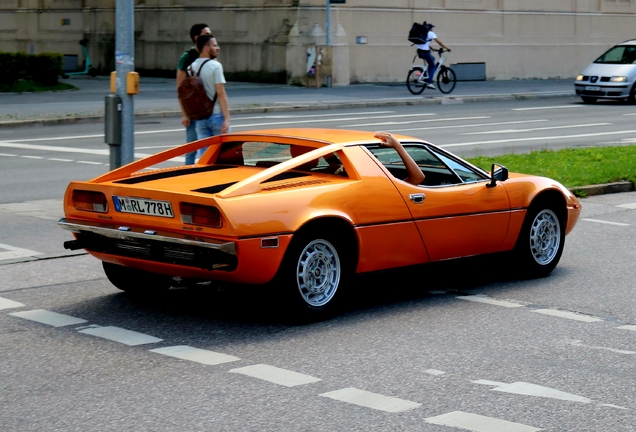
[180,202,222,228]
[71,190,108,213]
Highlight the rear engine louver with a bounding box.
[260,179,328,191]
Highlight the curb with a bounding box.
[0,91,575,129]
[569,181,635,197]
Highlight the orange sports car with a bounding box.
[59,129,581,318]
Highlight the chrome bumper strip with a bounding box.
[58,218,236,255]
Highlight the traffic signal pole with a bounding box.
[114,0,135,167]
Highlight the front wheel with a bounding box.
[514,205,565,278]
[406,68,426,95]
[102,262,172,295]
[437,67,457,94]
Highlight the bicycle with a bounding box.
[406,49,456,95]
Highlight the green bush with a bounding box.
[0,51,62,90]
[28,52,63,86]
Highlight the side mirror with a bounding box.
[487,164,508,188]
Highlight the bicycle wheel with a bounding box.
[437,66,457,94]
[406,68,426,95]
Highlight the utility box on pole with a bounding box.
[105,94,122,170]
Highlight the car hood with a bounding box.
[581,63,636,78]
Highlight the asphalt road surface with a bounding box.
[1,96,636,431]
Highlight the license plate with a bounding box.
[585,86,601,91]
[113,196,174,218]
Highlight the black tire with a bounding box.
[276,231,352,321]
[61,73,69,79]
[88,67,98,77]
[514,202,565,278]
[406,68,426,95]
[581,96,597,104]
[102,262,172,294]
[628,83,636,104]
[437,66,457,94]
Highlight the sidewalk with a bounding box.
[0,75,576,128]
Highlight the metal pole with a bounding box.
[115,0,135,167]
[326,0,331,46]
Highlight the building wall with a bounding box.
[0,0,635,83]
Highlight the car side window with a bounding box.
[367,144,461,186]
[427,147,487,183]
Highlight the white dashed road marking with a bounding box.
[9,309,87,327]
[319,387,421,413]
[424,369,446,376]
[78,326,163,346]
[0,296,25,310]
[424,411,541,432]
[457,295,525,308]
[0,242,41,260]
[582,218,630,227]
[570,340,636,355]
[229,364,321,387]
[616,325,636,332]
[533,309,603,323]
[617,202,636,209]
[150,345,240,365]
[473,380,591,404]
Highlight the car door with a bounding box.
[365,144,511,262]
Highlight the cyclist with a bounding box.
[416,23,451,90]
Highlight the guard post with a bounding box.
[105,93,122,170]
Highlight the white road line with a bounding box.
[441,129,636,148]
[424,369,446,376]
[9,309,87,327]
[0,243,41,260]
[616,325,636,332]
[319,387,421,413]
[342,115,490,128]
[76,160,104,165]
[230,113,437,129]
[149,345,240,365]
[460,123,611,136]
[513,105,584,111]
[391,119,548,133]
[533,309,603,322]
[0,296,25,310]
[456,295,525,308]
[617,203,636,209]
[424,411,542,432]
[582,218,630,227]
[48,158,73,162]
[624,113,636,116]
[229,364,321,387]
[0,153,17,157]
[474,380,592,404]
[0,142,154,159]
[570,340,636,355]
[20,155,44,159]
[78,326,163,346]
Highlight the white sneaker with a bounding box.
[426,83,436,90]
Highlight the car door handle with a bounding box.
[409,193,425,204]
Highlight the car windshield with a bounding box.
[594,45,636,65]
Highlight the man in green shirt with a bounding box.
[177,23,212,165]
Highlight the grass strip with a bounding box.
[467,145,636,189]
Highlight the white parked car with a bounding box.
[574,39,636,104]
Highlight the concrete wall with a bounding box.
[1,0,635,84]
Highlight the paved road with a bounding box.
[1,191,635,431]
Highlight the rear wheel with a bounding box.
[406,68,426,95]
[437,66,457,94]
[277,231,352,321]
[514,203,565,278]
[581,96,597,104]
[102,262,172,295]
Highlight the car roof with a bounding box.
[222,128,418,146]
[619,39,636,45]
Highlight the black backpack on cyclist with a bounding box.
[408,21,431,44]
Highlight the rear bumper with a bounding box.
[59,218,237,271]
